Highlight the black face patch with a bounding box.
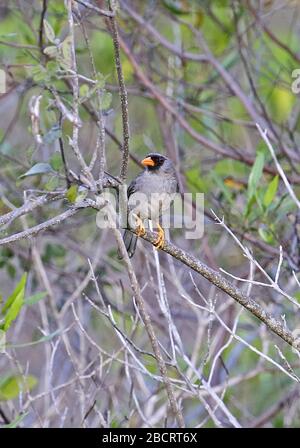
[146,153,166,169]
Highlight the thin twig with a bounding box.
[76,7,106,186]
[58,113,71,188]
[0,193,65,228]
[137,229,300,351]
[74,0,115,17]
[38,0,47,54]
[0,203,90,246]
[256,124,300,210]
[67,0,93,183]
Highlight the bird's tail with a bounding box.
[118,230,138,259]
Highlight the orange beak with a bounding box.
[141,157,155,167]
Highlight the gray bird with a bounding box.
[121,153,179,258]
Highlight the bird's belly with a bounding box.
[128,191,174,220]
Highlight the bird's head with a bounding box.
[141,153,172,173]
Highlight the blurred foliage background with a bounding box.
[0,0,300,428]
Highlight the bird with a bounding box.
[120,153,179,258]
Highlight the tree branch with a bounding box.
[115,28,300,183]
[137,229,299,352]
[74,0,115,17]
[106,206,185,428]
[1,196,298,352]
[108,1,130,182]
[0,193,65,228]
[38,0,47,55]
[0,207,82,246]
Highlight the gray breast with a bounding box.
[128,171,177,221]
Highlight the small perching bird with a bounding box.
[121,153,179,258]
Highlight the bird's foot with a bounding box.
[154,224,165,250]
[134,215,146,237]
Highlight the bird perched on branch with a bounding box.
[120,153,179,258]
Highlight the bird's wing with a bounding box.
[127,172,144,198]
[127,180,136,198]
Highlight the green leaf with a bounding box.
[75,189,88,203]
[50,151,63,170]
[258,227,275,244]
[162,0,190,14]
[66,184,78,203]
[1,273,27,331]
[43,126,62,145]
[248,151,265,199]
[2,412,28,428]
[6,264,16,279]
[244,194,256,218]
[1,274,27,315]
[95,72,107,89]
[43,19,56,44]
[43,45,59,58]
[79,81,111,105]
[29,65,48,82]
[44,176,59,191]
[60,35,72,69]
[42,244,66,262]
[8,328,62,349]
[24,291,47,306]
[186,167,208,193]
[46,61,59,75]
[19,163,55,179]
[0,33,17,38]
[211,171,233,204]
[45,110,57,128]
[194,9,204,28]
[79,84,90,98]
[0,375,37,401]
[263,175,279,209]
[100,91,112,110]
[269,87,295,123]
[0,329,5,352]
[1,248,13,259]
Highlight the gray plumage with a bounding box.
[120,153,178,258]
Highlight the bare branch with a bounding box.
[106,204,185,428]
[108,1,130,182]
[256,124,300,210]
[137,229,299,351]
[73,0,115,17]
[0,207,82,246]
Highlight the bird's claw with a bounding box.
[136,223,146,237]
[134,215,146,237]
[154,224,165,250]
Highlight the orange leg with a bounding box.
[154,223,165,250]
[134,214,146,237]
